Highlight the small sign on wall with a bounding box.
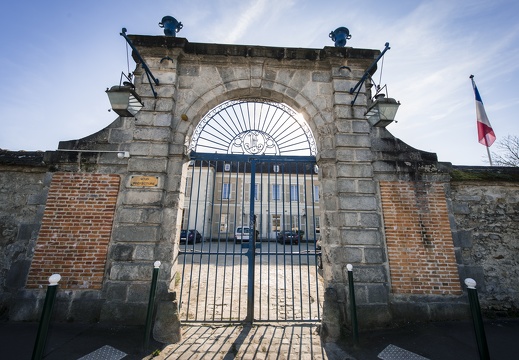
[129,175,159,187]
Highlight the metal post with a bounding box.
[347,264,359,345]
[465,278,490,360]
[144,261,161,350]
[486,146,493,166]
[120,28,159,98]
[246,160,257,323]
[32,274,61,360]
[349,42,391,106]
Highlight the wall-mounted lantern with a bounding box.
[106,84,143,117]
[346,41,402,126]
[106,26,162,116]
[106,18,182,116]
[365,94,400,127]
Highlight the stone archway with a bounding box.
[175,97,322,324]
[125,38,384,342]
[178,86,329,161]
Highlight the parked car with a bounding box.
[180,229,202,244]
[234,226,259,243]
[276,230,304,245]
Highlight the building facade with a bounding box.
[182,162,321,242]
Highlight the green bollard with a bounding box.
[144,261,161,350]
[347,264,359,345]
[465,278,490,360]
[32,274,61,360]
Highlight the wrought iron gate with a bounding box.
[178,153,322,323]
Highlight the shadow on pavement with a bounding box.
[337,318,519,360]
[156,323,336,359]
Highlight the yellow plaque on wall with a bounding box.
[130,175,159,187]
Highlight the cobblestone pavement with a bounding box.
[155,323,346,360]
[160,242,340,359]
[178,242,323,322]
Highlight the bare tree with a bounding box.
[491,135,519,167]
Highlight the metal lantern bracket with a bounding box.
[120,28,159,98]
[349,42,390,106]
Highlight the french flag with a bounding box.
[470,75,496,147]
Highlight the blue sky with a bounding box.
[1,0,517,165]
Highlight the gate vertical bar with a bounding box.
[246,159,256,322]
[311,164,322,320]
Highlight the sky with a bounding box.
[1,0,518,166]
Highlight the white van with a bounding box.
[234,226,259,243]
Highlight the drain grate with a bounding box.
[378,344,429,360]
[77,345,127,360]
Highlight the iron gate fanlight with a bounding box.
[189,99,317,157]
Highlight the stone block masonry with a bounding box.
[449,174,519,315]
[26,173,120,289]
[380,181,461,295]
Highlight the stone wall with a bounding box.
[448,167,519,316]
[0,151,49,317]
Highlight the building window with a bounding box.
[222,183,231,199]
[185,176,192,196]
[181,209,186,229]
[272,214,281,231]
[290,185,299,202]
[313,185,319,202]
[220,214,228,232]
[315,216,321,234]
[272,184,281,200]
[292,215,299,229]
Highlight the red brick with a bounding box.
[380,181,462,296]
[26,173,120,290]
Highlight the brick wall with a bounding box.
[26,173,120,289]
[380,181,461,295]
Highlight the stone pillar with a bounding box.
[321,63,391,339]
[101,51,183,328]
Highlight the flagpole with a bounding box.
[486,146,493,166]
[481,123,493,166]
[483,131,493,166]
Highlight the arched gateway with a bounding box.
[4,33,467,344]
[179,99,321,323]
